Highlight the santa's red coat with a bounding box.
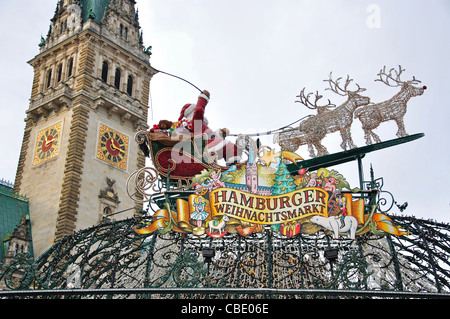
[179,93,240,163]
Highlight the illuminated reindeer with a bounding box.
[274,75,370,158]
[298,74,370,157]
[274,89,334,157]
[354,65,427,145]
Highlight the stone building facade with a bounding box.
[14,0,156,257]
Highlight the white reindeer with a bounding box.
[354,65,427,145]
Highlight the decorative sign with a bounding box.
[135,148,408,239]
[209,188,328,224]
[132,72,421,239]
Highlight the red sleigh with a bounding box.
[137,130,244,185]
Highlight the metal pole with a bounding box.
[357,155,364,191]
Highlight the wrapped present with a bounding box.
[280,221,301,238]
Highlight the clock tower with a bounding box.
[14,0,156,257]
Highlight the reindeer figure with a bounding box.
[354,65,427,145]
[273,127,304,154]
[296,88,336,115]
[297,74,370,156]
[274,89,335,157]
[274,75,370,157]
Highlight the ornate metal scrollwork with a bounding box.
[0,216,449,298]
[0,253,36,290]
[126,167,161,204]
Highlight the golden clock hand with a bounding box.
[116,147,125,154]
[45,137,57,147]
[109,138,125,154]
[109,138,117,149]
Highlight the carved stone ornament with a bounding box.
[99,177,120,204]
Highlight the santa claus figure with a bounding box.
[179,90,241,165]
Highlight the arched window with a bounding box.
[57,64,63,83]
[101,61,109,83]
[67,58,74,77]
[46,69,53,89]
[127,75,133,96]
[104,206,112,217]
[124,27,128,40]
[114,68,121,90]
[102,206,113,223]
[119,24,123,37]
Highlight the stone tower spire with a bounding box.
[41,1,148,59]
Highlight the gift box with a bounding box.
[280,221,301,238]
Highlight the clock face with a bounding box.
[97,124,129,170]
[33,122,62,165]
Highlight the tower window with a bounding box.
[114,68,121,90]
[60,20,67,34]
[124,27,128,40]
[101,61,109,83]
[57,64,63,83]
[46,69,52,89]
[103,206,112,223]
[67,58,74,77]
[119,24,123,37]
[127,75,133,96]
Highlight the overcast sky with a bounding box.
[1,0,449,222]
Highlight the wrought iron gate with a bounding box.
[0,213,449,299]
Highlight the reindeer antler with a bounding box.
[296,88,335,110]
[376,65,422,87]
[324,72,366,96]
